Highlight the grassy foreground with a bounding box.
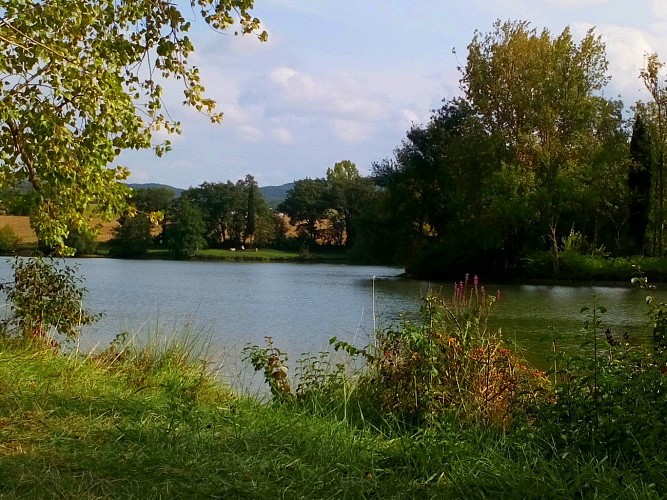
[0,337,661,499]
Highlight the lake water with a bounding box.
[0,259,664,375]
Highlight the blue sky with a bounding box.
[122,0,665,189]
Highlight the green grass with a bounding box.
[143,247,347,262]
[524,251,667,282]
[194,248,347,262]
[0,335,663,499]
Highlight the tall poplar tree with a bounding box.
[462,20,625,271]
[640,54,667,255]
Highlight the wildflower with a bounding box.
[473,275,479,287]
[605,328,619,347]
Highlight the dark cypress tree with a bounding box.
[629,113,653,254]
[244,178,257,245]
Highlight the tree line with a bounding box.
[101,21,667,276]
[6,15,667,278]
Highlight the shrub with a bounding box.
[243,337,293,401]
[535,283,667,471]
[245,277,543,428]
[336,277,543,427]
[1,257,100,341]
[0,224,20,253]
[109,214,154,258]
[65,228,99,256]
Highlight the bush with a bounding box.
[65,229,99,256]
[336,277,542,427]
[1,257,100,341]
[246,276,543,429]
[0,224,21,253]
[534,285,667,474]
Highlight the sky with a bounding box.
[121,0,667,189]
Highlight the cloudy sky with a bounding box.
[122,0,665,189]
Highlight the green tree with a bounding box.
[0,225,20,253]
[640,54,667,255]
[183,176,272,248]
[371,99,512,276]
[64,229,99,256]
[368,21,628,278]
[183,182,236,246]
[165,199,207,259]
[463,20,626,269]
[109,214,154,258]
[278,178,328,244]
[325,161,375,248]
[0,0,265,254]
[629,113,654,254]
[131,188,177,214]
[244,175,258,245]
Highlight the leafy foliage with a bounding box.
[165,199,207,259]
[182,175,275,248]
[243,337,292,401]
[640,54,667,256]
[278,178,328,244]
[1,258,99,340]
[246,276,541,428]
[279,161,376,248]
[0,224,20,253]
[534,287,667,471]
[0,0,265,253]
[628,113,653,253]
[109,213,154,258]
[365,21,628,277]
[337,279,541,426]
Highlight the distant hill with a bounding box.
[127,183,184,197]
[260,183,293,209]
[127,182,293,209]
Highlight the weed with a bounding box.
[242,337,292,401]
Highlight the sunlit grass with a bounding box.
[195,248,346,262]
[0,331,663,498]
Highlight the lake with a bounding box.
[0,259,664,376]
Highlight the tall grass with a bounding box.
[1,324,665,497]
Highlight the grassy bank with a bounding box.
[522,251,667,282]
[0,329,664,498]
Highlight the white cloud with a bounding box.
[272,127,294,144]
[238,125,263,142]
[330,119,375,143]
[401,109,421,129]
[264,66,392,126]
[590,23,656,100]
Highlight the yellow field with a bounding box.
[0,216,118,243]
